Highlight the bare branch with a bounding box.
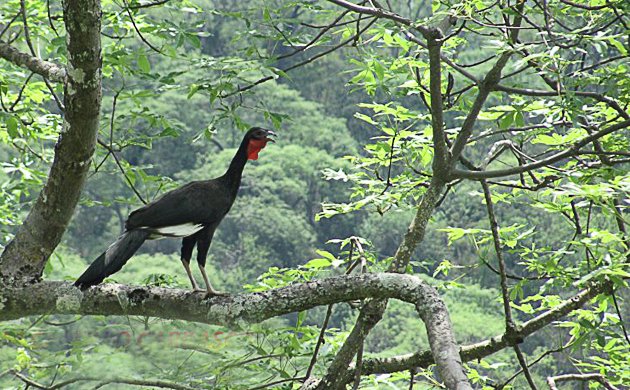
[0,41,66,83]
[451,119,630,180]
[222,17,378,98]
[547,373,620,390]
[325,0,432,37]
[493,85,630,121]
[11,370,197,390]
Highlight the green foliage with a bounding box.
[1,0,629,388]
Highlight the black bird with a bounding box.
[75,127,276,294]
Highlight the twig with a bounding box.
[127,0,171,9]
[20,0,36,56]
[247,376,307,390]
[0,12,21,41]
[481,180,515,329]
[513,345,539,390]
[611,291,629,344]
[482,178,539,388]
[9,72,34,110]
[122,0,163,54]
[352,342,364,390]
[304,304,334,379]
[558,0,612,11]
[97,139,148,204]
[499,346,565,387]
[46,0,59,37]
[277,5,358,60]
[43,317,81,326]
[222,17,378,98]
[20,0,64,111]
[379,130,397,195]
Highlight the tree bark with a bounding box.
[0,42,67,83]
[0,0,102,285]
[0,273,468,388]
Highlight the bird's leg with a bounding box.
[182,260,204,292]
[181,236,204,292]
[199,265,226,296]
[196,227,226,296]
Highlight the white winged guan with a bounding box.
[75,127,276,295]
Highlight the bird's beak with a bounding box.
[264,130,277,143]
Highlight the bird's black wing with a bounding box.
[125,180,232,230]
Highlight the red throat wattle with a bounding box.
[247,139,268,160]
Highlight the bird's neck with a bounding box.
[221,137,250,192]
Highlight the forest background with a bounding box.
[0,0,628,389]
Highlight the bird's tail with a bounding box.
[74,229,149,290]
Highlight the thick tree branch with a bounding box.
[0,273,469,388]
[427,38,449,176]
[0,41,66,83]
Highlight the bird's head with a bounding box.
[245,127,276,160]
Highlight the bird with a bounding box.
[74,127,276,295]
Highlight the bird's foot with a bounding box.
[191,287,206,293]
[205,289,228,298]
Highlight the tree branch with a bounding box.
[0,40,66,83]
[547,373,620,390]
[360,281,610,375]
[449,1,525,163]
[451,119,630,180]
[0,273,470,389]
[493,84,630,121]
[325,0,432,37]
[427,38,449,177]
[10,370,197,390]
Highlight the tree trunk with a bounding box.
[0,0,102,285]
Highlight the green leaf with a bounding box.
[607,38,628,55]
[315,250,337,262]
[532,134,563,145]
[138,54,151,73]
[303,258,331,269]
[6,116,19,138]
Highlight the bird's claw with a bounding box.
[205,290,228,298]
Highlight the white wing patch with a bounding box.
[149,223,205,237]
